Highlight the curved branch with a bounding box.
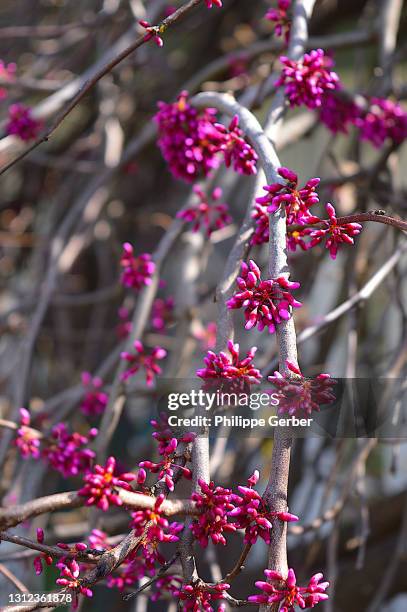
[0,489,197,530]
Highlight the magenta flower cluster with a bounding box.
[196,340,262,385]
[252,165,321,250]
[151,297,174,331]
[78,456,136,511]
[120,243,155,291]
[265,0,292,43]
[356,97,407,147]
[319,91,360,134]
[139,20,163,47]
[139,431,192,492]
[151,412,195,456]
[268,360,336,416]
[14,409,98,478]
[155,92,257,181]
[56,559,93,607]
[6,103,41,141]
[276,50,407,147]
[120,340,167,385]
[251,201,270,246]
[14,408,41,458]
[175,581,230,612]
[252,166,363,259]
[276,49,340,109]
[213,115,258,175]
[320,92,407,147]
[80,372,108,417]
[249,568,329,609]
[230,471,298,545]
[155,91,220,182]
[226,259,302,334]
[42,423,97,478]
[131,493,183,551]
[190,479,236,547]
[107,554,153,590]
[307,203,362,260]
[256,166,320,226]
[177,185,231,237]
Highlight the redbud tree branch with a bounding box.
[190,89,299,595]
[0,532,102,565]
[192,2,315,605]
[0,489,198,531]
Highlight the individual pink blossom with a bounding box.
[319,91,360,134]
[213,115,258,175]
[139,20,163,47]
[175,581,230,611]
[116,306,133,339]
[6,103,41,141]
[307,203,362,260]
[120,340,167,385]
[120,243,155,291]
[227,260,302,334]
[230,471,298,545]
[196,340,262,386]
[155,91,220,182]
[256,167,320,226]
[265,0,291,43]
[355,97,407,147]
[33,528,53,576]
[42,423,97,478]
[268,360,336,416]
[0,60,16,99]
[206,0,222,7]
[177,186,232,237]
[249,568,329,609]
[131,493,184,552]
[193,321,217,350]
[190,479,236,547]
[151,297,174,331]
[276,49,340,109]
[56,559,93,608]
[14,408,41,459]
[78,456,136,511]
[80,372,108,417]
